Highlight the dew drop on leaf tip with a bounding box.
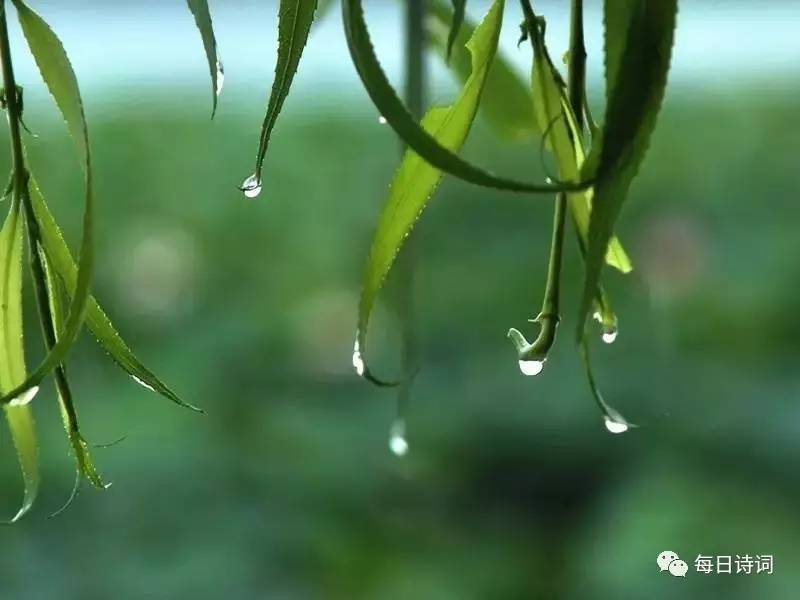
[388,419,408,457]
[378,115,387,125]
[518,359,544,377]
[240,174,262,199]
[604,416,629,434]
[602,330,618,344]
[8,385,39,407]
[352,339,365,377]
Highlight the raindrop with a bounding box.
[518,359,544,377]
[378,115,387,125]
[602,329,618,344]
[352,338,365,377]
[240,174,262,199]
[215,61,225,97]
[131,375,156,393]
[8,386,39,407]
[604,417,629,434]
[388,419,408,457]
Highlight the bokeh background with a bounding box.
[1,1,799,598]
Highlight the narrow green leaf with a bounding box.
[528,23,631,273]
[577,0,677,339]
[355,0,504,381]
[40,244,106,489]
[342,0,585,194]
[28,180,201,412]
[245,0,319,193]
[0,198,39,522]
[186,0,223,117]
[426,0,535,141]
[445,0,466,62]
[2,1,94,406]
[579,338,632,432]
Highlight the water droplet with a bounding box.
[518,359,544,376]
[8,385,39,407]
[604,417,628,434]
[388,419,408,457]
[215,61,225,97]
[602,329,618,344]
[352,339,365,377]
[592,311,603,323]
[378,115,387,125]
[131,375,156,393]
[240,174,262,199]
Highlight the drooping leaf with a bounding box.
[3,0,94,405]
[245,0,319,193]
[356,0,504,382]
[528,20,631,273]
[579,338,631,432]
[28,179,201,412]
[341,0,584,194]
[186,0,223,117]
[426,0,535,141]
[577,0,677,339]
[0,197,39,522]
[40,243,106,489]
[445,0,466,62]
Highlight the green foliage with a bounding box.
[186,0,222,117]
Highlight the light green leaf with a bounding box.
[355,0,504,381]
[528,22,631,273]
[342,0,584,194]
[186,0,223,117]
[28,180,201,412]
[3,0,94,406]
[577,0,677,339]
[427,0,535,141]
[40,243,106,489]
[245,0,319,193]
[0,197,39,522]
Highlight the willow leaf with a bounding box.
[529,23,631,273]
[0,199,39,522]
[28,180,200,412]
[445,0,466,61]
[356,0,504,381]
[3,0,94,406]
[427,0,535,141]
[186,0,222,117]
[248,0,318,190]
[41,245,106,489]
[580,338,631,431]
[577,0,677,339]
[342,0,584,194]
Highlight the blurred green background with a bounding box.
[1,1,799,598]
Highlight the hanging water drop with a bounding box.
[131,375,156,393]
[8,385,39,407]
[378,115,387,125]
[215,60,225,97]
[352,338,365,377]
[602,329,618,344]
[518,359,544,377]
[388,418,409,457]
[604,416,629,434]
[240,174,262,199]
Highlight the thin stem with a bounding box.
[394,0,425,428]
[0,4,25,186]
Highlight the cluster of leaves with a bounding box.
[190,0,675,426]
[0,0,676,519]
[0,1,198,522]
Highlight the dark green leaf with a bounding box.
[580,338,631,432]
[246,0,319,193]
[427,0,535,141]
[186,0,223,117]
[0,198,39,522]
[356,0,504,380]
[28,180,201,412]
[342,0,584,194]
[3,0,95,406]
[577,0,677,339]
[445,0,466,62]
